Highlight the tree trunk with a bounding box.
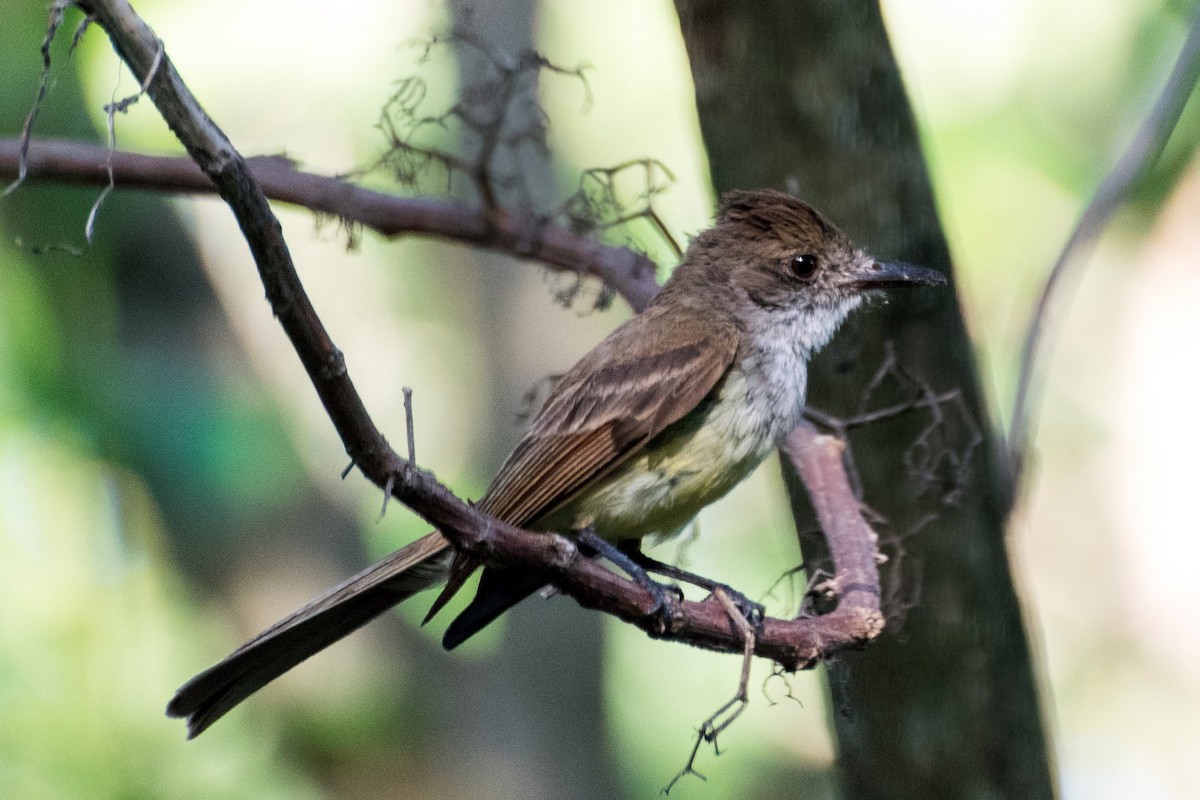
[674,2,1056,797]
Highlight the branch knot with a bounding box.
[319,348,347,380]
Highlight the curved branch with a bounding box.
[783,422,881,617]
[1009,10,1200,482]
[0,137,661,312]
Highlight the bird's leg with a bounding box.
[617,540,765,628]
[574,528,683,632]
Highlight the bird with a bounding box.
[167,189,945,737]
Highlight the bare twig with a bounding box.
[762,663,804,708]
[805,390,961,434]
[665,588,757,793]
[375,24,589,218]
[86,38,164,243]
[1,1,68,199]
[378,472,395,522]
[1009,10,1200,482]
[402,386,416,464]
[807,343,980,513]
[559,158,680,257]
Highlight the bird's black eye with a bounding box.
[789,254,818,280]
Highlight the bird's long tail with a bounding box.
[167,531,453,738]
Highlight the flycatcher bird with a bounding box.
[167,189,945,736]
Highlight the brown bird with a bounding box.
[167,189,944,737]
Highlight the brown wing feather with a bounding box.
[480,305,740,525]
[484,428,619,527]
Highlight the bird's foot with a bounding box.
[613,541,765,631]
[707,584,765,630]
[574,528,683,634]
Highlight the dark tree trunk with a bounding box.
[674,2,1056,798]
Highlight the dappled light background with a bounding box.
[1,0,1197,798]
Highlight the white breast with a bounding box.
[725,308,816,454]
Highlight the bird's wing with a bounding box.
[481,305,740,526]
[426,306,740,640]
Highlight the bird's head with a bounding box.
[666,190,945,342]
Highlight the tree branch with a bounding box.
[782,422,881,617]
[0,137,661,312]
[28,0,885,671]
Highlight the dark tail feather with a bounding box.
[167,532,452,738]
[421,551,480,625]
[442,566,548,649]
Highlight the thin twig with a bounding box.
[402,386,416,463]
[762,663,804,708]
[804,390,961,435]
[378,472,396,521]
[1009,10,1200,482]
[665,588,756,794]
[86,38,164,243]
[1,1,68,199]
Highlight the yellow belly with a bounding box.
[534,368,783,543]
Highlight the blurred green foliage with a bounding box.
[0,432,323,800]
[0,3,330,796]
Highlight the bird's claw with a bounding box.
[644,578,684,633]
[713,586,765,630]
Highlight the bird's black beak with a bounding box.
[852,260,947,290]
